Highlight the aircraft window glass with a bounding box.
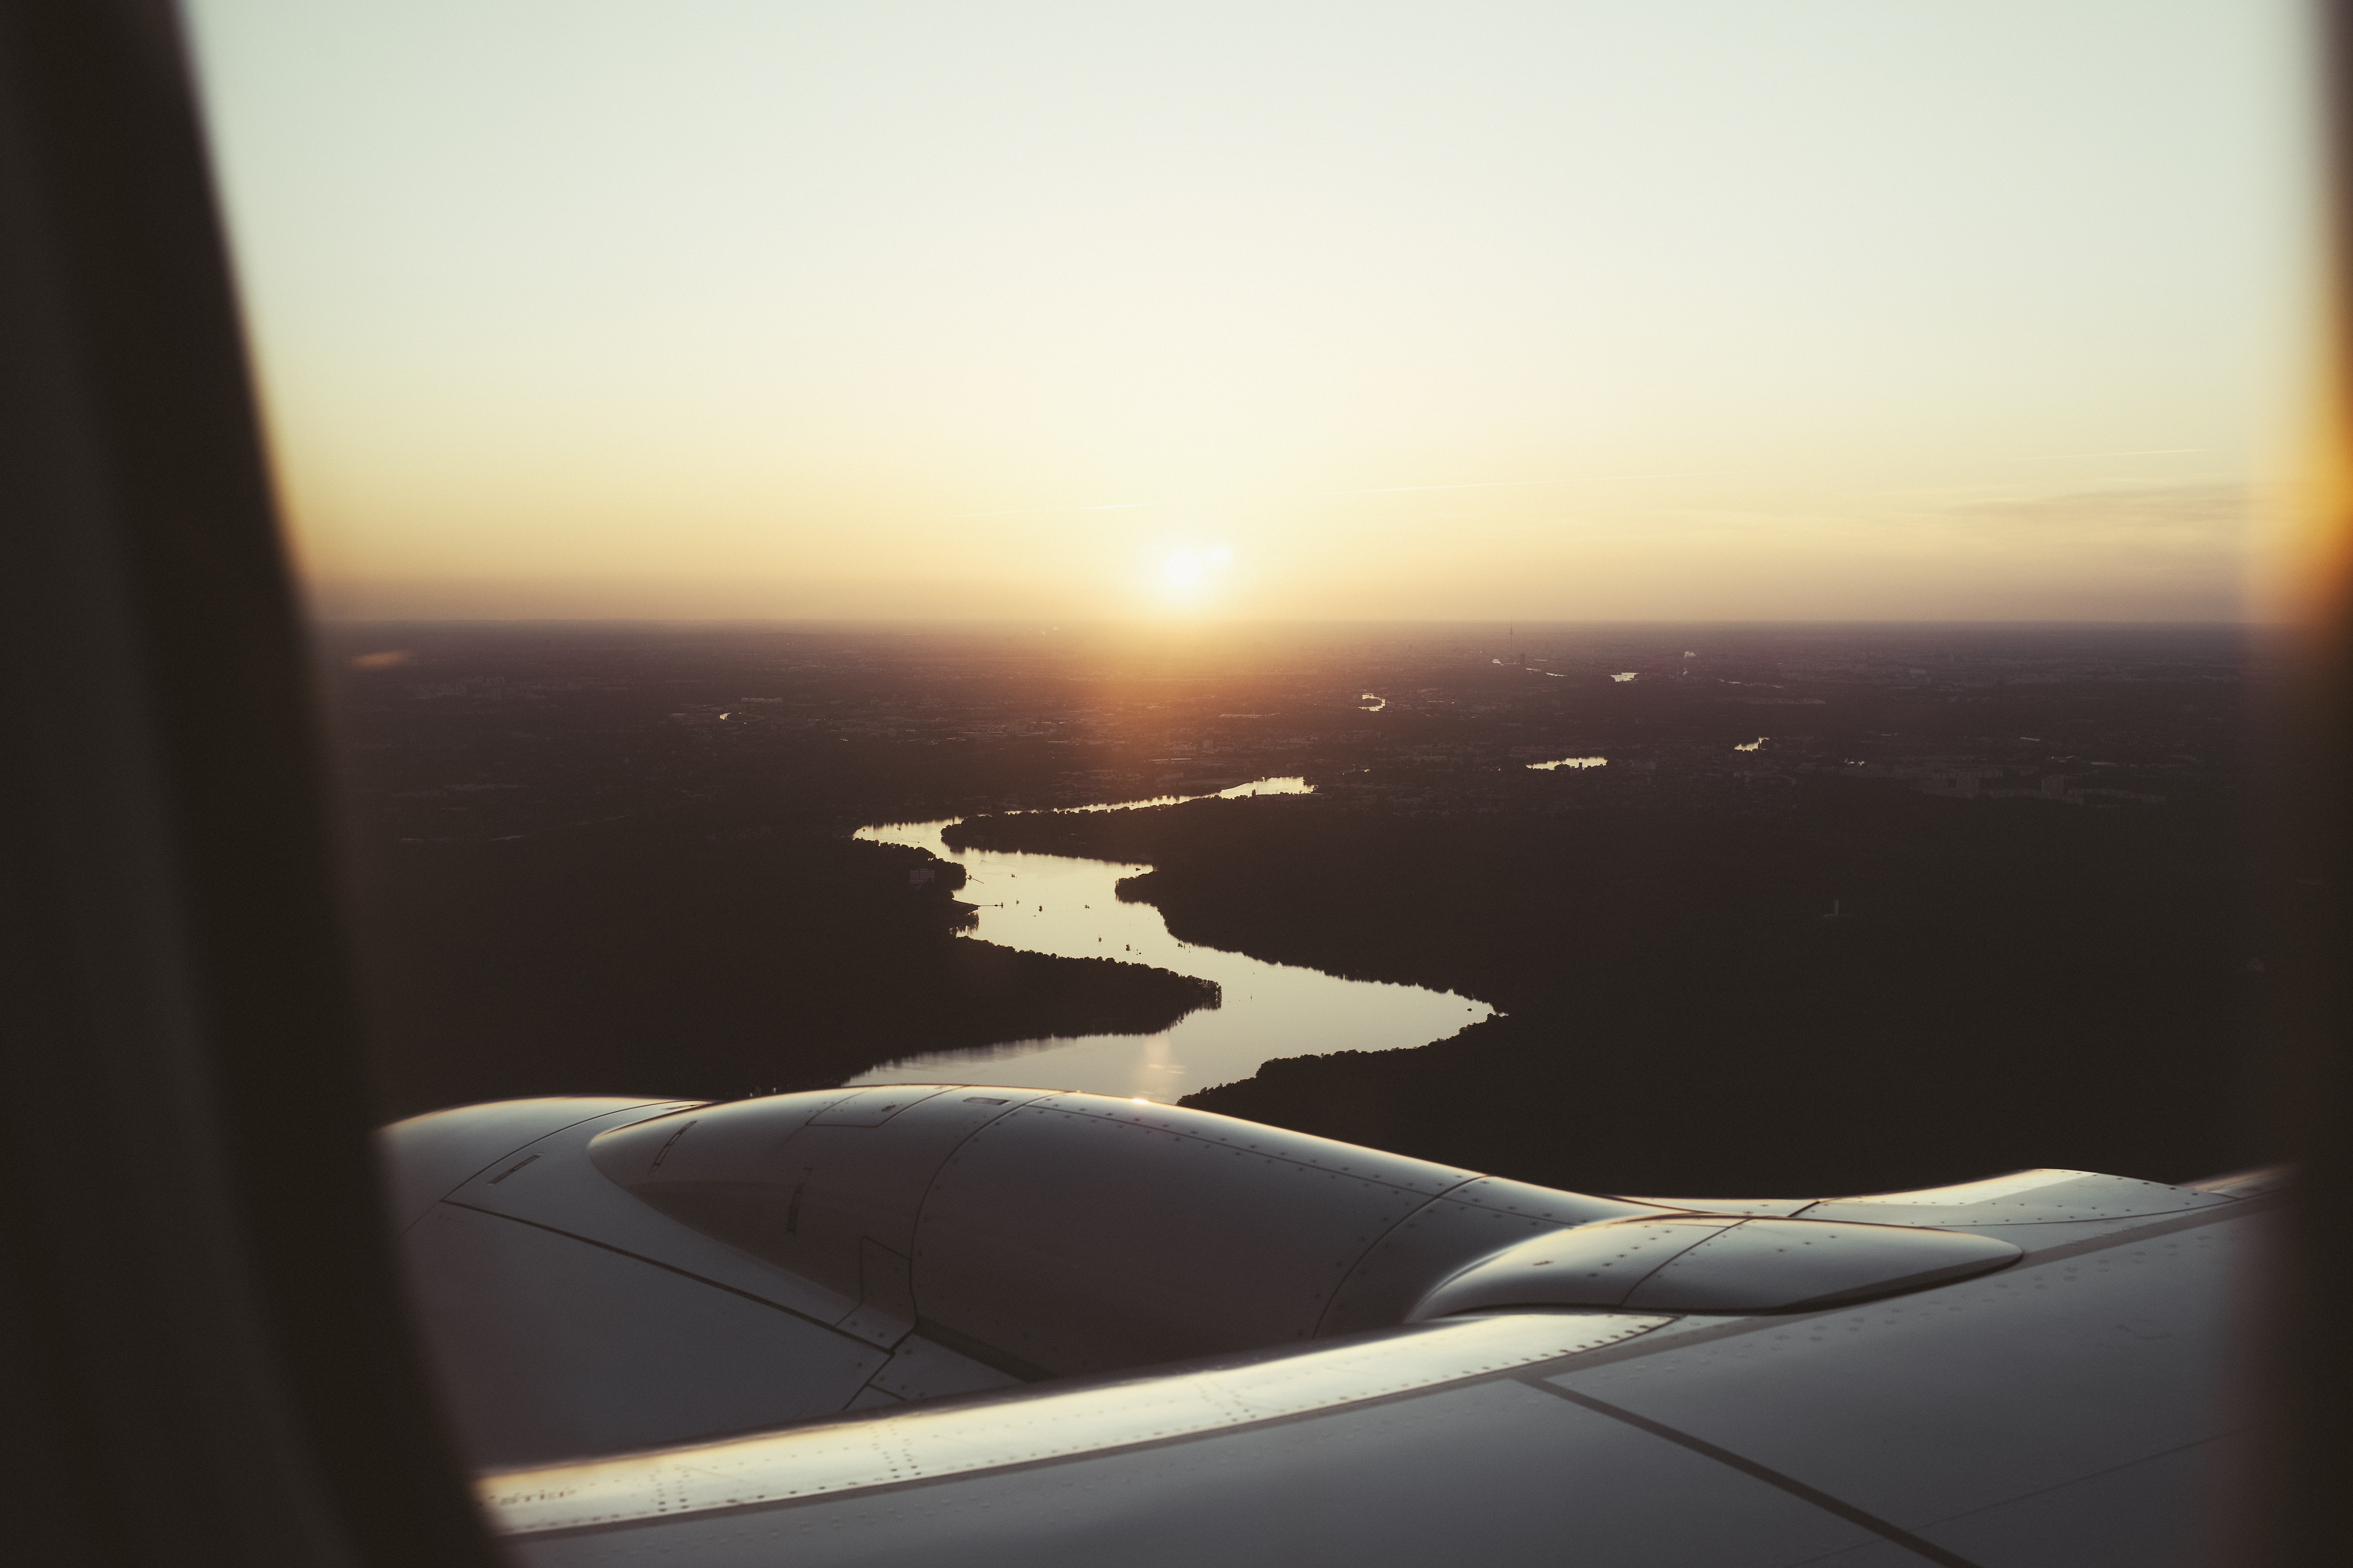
[178,3,2309,1544]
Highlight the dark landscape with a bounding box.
[326,619,2265,1197]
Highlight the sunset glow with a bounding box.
[1154,546,1235,610]
[183,0,2315,624]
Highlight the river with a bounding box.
[848,779,1494,1101]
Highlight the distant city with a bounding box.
[329,621,2251,843]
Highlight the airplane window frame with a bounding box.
[0,2,2345,1564]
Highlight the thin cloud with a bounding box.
[949,482,1550,520]
[949,500,1164,519]
[2015,447,2205,462]
[1334,480,1547,496]
[1939,483,2248,548]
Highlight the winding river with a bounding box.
[848,779,1494,1101]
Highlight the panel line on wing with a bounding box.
[1307,1178,1479,1337]
[1523,1383,1985,1568]
[907,1316,1056,1383]
[1847,1427,2250,1554]
[439,1200,876,1344]
[398,1099,698,1235]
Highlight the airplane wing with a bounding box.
[381,1088,2276,1567]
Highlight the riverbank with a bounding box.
[949,782,2260,1197]
[361,809,1219,1119]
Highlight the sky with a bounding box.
[183,0,2318,623]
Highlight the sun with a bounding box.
[1153,544,1234,608]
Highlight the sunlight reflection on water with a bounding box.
[850,778,1493,1100]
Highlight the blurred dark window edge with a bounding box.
[2261,6,2353,1562]
[0,1,2340,1564]
[0,3,496,1563]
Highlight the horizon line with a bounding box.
[307,613,2280,629]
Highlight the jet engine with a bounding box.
[383,1085,2023,1467]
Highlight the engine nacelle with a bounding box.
[384,1086,2040,1466]
[588,1086,1656,1375]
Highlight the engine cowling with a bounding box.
[588,1086,1659,1375]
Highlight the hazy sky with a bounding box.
[184,0,2316,623]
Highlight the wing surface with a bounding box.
[381,1091,2273,1566]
